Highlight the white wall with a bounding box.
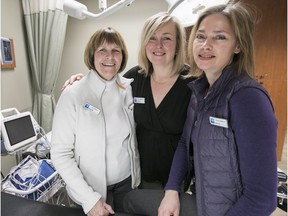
[1,0,33,111]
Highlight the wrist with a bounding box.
[165,190,179,197]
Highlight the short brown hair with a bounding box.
[84,27,128,73]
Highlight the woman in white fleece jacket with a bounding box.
[51,27,141,216]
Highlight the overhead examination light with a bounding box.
[63,0,135,20]
[167,0,230,27]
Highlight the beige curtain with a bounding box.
[22,0,68,132]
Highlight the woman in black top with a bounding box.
[123,12,195,188]
[124,65,193,187]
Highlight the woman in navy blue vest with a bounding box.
[124,1,278,216]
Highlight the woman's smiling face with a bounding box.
[193,13,240,80]
[94,41,123,81]
[145,21,177,67]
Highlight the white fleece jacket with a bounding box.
[50,70,141,214]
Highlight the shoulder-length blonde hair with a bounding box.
[84,27,128,73]
[138,12,187,76]
[188,1,259,78]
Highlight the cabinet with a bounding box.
[252,0,287,160]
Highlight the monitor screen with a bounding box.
[4,115,35,146]
[1,112,38,153]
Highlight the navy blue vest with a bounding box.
[185,66,272,216]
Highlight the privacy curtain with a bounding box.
[22,0,68,132]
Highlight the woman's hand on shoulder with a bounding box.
[61,73,84,91]
[158,190,180,216]
[87,198,115,216]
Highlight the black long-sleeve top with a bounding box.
[124,65,195,185]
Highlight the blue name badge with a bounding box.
[134,97,145,104]
[209,116,228,128]
[84,103,100,114]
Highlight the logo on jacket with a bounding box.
[209,116,228,128]
[84,102,100,114]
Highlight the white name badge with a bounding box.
[134,97,145,104]
[209,116,228,128]
[84,103,100,114]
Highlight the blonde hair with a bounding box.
[84,27,128,73]
[138,12,187,76]
[188,1,259,78]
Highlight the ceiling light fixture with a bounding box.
[63,0,135,20]
[167,0,230,27]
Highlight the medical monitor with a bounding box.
[1,111,39,153]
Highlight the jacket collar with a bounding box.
[87,69,133,98]
[188,65,237,100]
